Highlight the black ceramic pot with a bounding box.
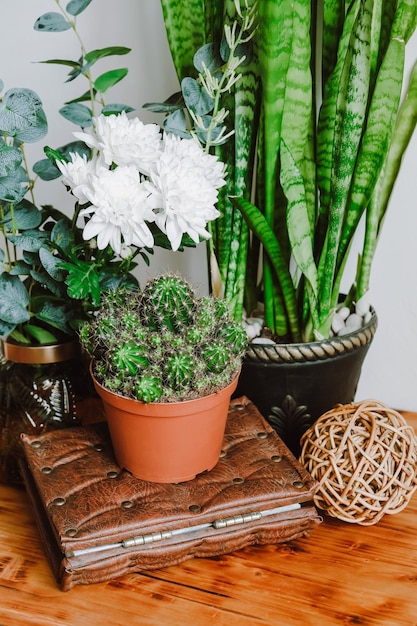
[235,309,378,457]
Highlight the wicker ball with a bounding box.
[299,399,417,525]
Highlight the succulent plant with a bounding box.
[79,274,247,403]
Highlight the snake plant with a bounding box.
[159,0,417,342]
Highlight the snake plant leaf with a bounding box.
[322,0,345,89]
[280,140,318,299]
[33,12,71,32]
[0,273,30,324]
[59,102,92,126]
[66,0,93,16]
[160,0,206,80]
[232,195,301,342]
[319,0,373,317]
[337,36,405,273]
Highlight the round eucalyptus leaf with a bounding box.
[9,260,31,276]
[12,200,42,230]
[101,103,135,116]
[193,43,223,73]
[220,31,252,66]
[33,157,61,181]
[7,229,48,252]
[51,218,72,252]
[34,12,71,32]
[0,144,22,177]
[0,88,47,143]
[59,102,92,127]
[0,175,27,203]
[66,0,93,17]
[181,77,215,116]
[163,110,190,139]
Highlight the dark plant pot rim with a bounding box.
[246,308,378,364]
[1,337,80,365]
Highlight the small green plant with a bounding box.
[79,274,247,402]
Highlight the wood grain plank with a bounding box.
[1,412,417,626]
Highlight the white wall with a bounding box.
[1,1,416,412]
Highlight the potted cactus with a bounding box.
[79,274,247,483]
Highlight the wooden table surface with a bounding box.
[1,412,417,626]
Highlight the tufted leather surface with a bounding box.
[20,396,321,590]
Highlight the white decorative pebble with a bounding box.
[331,312,345,334]
[345,313,363,331]
[337,306,351,321]
[251,337,276,345]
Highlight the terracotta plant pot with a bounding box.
[91,367,239,483]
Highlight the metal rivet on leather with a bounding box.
[293,481,304,488]
[121,500,134,509]
[233,477,244,484]
[107,471,119,479]
[235,404,245,411]
[41,466,53,474]
[271,455,282,462]
[31,440,42,449]
[93,443,104,452]
[189,504,201,513]
[52,497,66,506]
[219,449,227,458]
[256,431,268,439]
[65,528,78,537]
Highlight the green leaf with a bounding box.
[84,46,131,63]
[23,324,58,344]
[60,258,101,305]
[0,173,27,203]
[37,58,80,69]
[39,247,66,281]
[9,261,31,276]
[0,273,30,324]
[0,88,47,143]
[7,230,48,252]
[0,143,22,177]
[66,0,93,16]
[101,103,135,116]
[34,12,71,32]
[163,110,190,138]
[51,218,72,252]
[29,268,63,297]
[9,200,42,230]
[193,43,223,73]
[181,77,215,115]
[59,102,92,127]
[35,140,91,180]
[33,300,76,335]
[94,69,128,94]
[143,91,183,114]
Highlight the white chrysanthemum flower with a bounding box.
[148,133,226,250]
[57,152,106,204]
[79,165,158,255]
[73,112,162,176]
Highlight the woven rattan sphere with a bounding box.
[299,400,417,525]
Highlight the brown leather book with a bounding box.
[20,397,321,591]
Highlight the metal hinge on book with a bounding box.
[66,502,301,558]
